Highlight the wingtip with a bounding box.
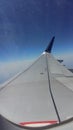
[45,36,55,53]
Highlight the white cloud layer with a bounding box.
[55,53,73,68]
[0,60,33,84]
[0,53,73,84]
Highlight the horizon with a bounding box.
[0,0,73,83]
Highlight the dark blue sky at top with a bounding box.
[0,0,73,61]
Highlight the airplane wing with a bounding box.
[0,37,73,130]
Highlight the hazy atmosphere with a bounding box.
[0,0,73,84]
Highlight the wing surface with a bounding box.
[0,53,58,125]
[0,37,73,128]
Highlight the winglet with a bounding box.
[45,36,55,53]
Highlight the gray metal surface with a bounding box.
[0,53,57,124]
[0,51,73,129]
[47,53,73,121]
[0,116,73,130]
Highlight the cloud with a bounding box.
[55,53,73,68]
[0,52,73,85]
[0,60,33,84]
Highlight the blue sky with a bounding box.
[0,0,73,83]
